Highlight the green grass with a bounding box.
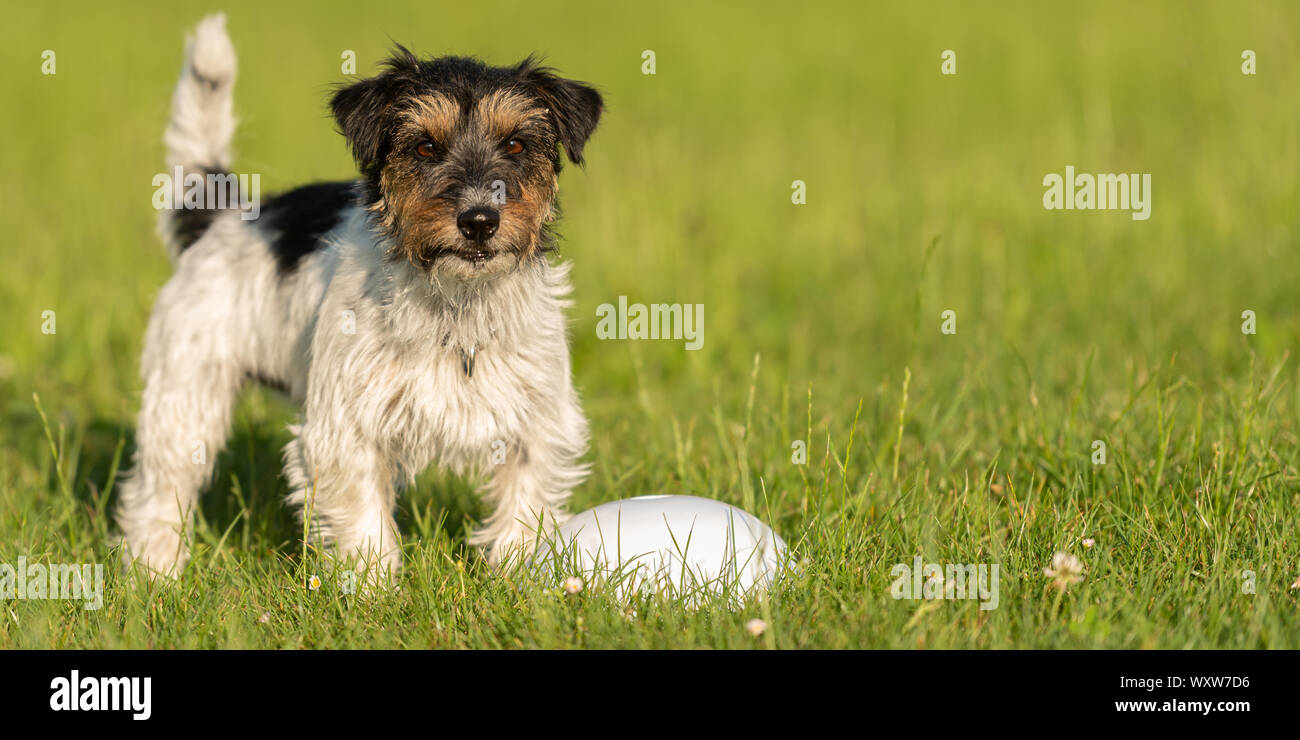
[2,0,1299,648]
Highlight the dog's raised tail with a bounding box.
[160,14,238,259]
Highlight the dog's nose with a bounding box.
[456,207,499,242]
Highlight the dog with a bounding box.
[116,14,601,580]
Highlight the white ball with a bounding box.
[531,495,790,602]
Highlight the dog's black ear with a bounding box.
[523,61,603,166]
[331,48,420,171]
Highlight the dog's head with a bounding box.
[331,50,603,279]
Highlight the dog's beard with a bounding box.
[396,229,532,285]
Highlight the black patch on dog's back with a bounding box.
[257,182,357,275]
[173,167,237,252]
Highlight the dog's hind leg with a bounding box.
[116,275,246,577]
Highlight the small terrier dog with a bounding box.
[116,15,601,578]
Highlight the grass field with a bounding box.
[1,0,1298,648]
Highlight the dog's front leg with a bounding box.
[283,422,402,582]
[471,390,589,567]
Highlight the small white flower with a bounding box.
[746,618,767,637]
[257,612,270,624]
[307,575,321,591]
[562,576,584,595]
[1043,552,1085,590]
[1290,575,1300,590]
[1081,537,1095,549]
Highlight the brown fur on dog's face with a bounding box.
[330,52,603,279]
[379,90,557,272]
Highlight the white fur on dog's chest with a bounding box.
[383,343,536,470]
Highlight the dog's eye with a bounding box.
[415,141,438,159]
[504,138,525,155]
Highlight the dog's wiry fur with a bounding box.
[115,14,601,579]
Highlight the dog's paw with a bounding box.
[331,538,402,589]
[119,526,190,579]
